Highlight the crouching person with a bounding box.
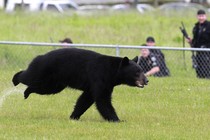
[133,48,170,77]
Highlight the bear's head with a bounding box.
[117,57,148,88]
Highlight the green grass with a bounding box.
[0,10,197,45]
[0,11,210,139]
[1,78,210,139]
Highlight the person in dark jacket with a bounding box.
[146,36,165,61]
[187,9,210,78]
[133,48,170,77]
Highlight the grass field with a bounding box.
[0,10,210,139]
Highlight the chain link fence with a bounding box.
[0,41,210,94]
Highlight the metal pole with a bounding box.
[116,45,120,56]
[133,0,138,6]
[21,0,24,10]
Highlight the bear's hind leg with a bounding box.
[24,85,65,99]
[24,87,34,99]
[70,91,94,120]
[12,71,23,86]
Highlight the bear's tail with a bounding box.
[12,71,23,86]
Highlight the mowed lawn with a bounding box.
[1,77,210,139]
[0,10,210,139]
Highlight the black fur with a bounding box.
[12,71,23,86]
[12,48,148,122]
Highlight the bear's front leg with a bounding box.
[95,96,120,122]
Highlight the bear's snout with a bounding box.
[144,77,149,85]
[135,74,148,88]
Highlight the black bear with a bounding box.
[12,48,148,122]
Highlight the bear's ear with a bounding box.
[132,56,138,63]
[121,57,129,66]
[117,57,130,73]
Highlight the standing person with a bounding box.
[187,9,210,78]
[133,48,170,77]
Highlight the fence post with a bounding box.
[116,45,120,56]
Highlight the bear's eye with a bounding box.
[135,71,140,76]
[136,69,141,73]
